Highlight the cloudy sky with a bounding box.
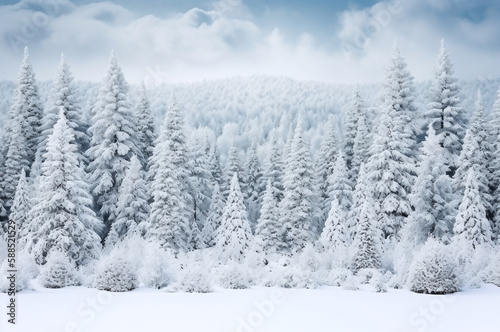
[0,0,499,84]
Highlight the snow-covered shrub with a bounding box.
[263,258,314,289]
[138,244,174,289]
[0,249,38,293]
[408,239,461,294]
[481,250,500,287]
[215,264,251,289]
[39,250,80,288]
[167,263,213,293]
[93,249,138,292]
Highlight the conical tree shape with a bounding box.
[245,144,264,230]
[11,170,31,249]
[264,132,284,201]
[201,182,224,248]
[105,155,150,248]
[217,173,253,263]
[26,110,102,266]
[136,82,157,169]
[425,40,466,173]
[255,179,281,253]
[86,52,143,232]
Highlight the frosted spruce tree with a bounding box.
[146,104,193,253]
[320,196,348,253]
[407,125,456,244]
[365,43,417,241]
[491,86,500,241]
[32,54,89,181]
[425,40,466,173]
[453,168,493,252]
[315,119,339,226]
[350,163,382,271]
[255,179,281,254]
[26,111,102,266]
[135,82,157,169]
[454,91,491,213]
[223,143,245,198]
[1,47,42,215]
[327,150,353,221]
[245,145,264,230]
[105,155,150,249]
[208,142,223,186]
[10,170,31,248]
[188,136,213,235]
[344,87,364,171]
[216,173,253,263]
[86,52,142,234]
[350,112,371,184]
[264,132,284,201]
[201,182,224,248]
[279,118,317,253]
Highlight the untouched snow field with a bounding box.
[1,285,499,332]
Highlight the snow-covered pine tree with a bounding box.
[327,149,353,223]
[411,124,456,243]
[1,47,42,215]
[425,40,466,173]
[216,173,253,262]
[208,142,223,186]
[39,250,80,288]
[223,143,245,198]
[453,168,493,251]
[365,43,416,241]
[1,118,30,215]
[105,155,150,249]
[255,179,281,253]
[32,54,89,181]
[264,132,284,201]
[245,144,264,230]
[315,119,339,227]
[201,182,224,248]
[320,196,348,253]
[350,112,371,184]
[10,170,31,249]
[343,87,364,173]
[454,91,491,215]
[279,118,317,253]
[26,111,102,266]
[146,104,192,253]
[188,136,213,236]
[135,82,157,169]
[491,85,500,242]
[86,51,142,234]
[349,163,382,271]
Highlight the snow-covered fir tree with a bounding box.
[201,182,224,248]
[135,82,157,169]
[327,149,353,222]
[350,163,382,271]
[1,47,42,215]
[425,40,466,173]
[454,91,491,214]
[146,102,194,252]
[223,143,245,198]
[208,142,223,186]
[255,179,281,253]
[105,155,150,249]
[350,112,371,184]
[40,250,80,288]
[188,136,213,235]
[26,111,102,266]
[320,196,348,253]
[245,144,264,230]
[343,87,364,177]
[264,132,284,201]
[315,118,339,226]
[32,54,89,181]
[216,173,253,262]
[86,52,142,234]
[10,170,31,248]
[491,85,500,241]
[453,168,493,251]
[279,118,317,253]
[365,44,416,241]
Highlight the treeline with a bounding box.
[0,42,499,294]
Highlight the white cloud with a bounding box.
[0,0,498,85]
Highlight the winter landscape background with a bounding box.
[1,0,500,332]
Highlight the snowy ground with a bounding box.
[1,284,499,332]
